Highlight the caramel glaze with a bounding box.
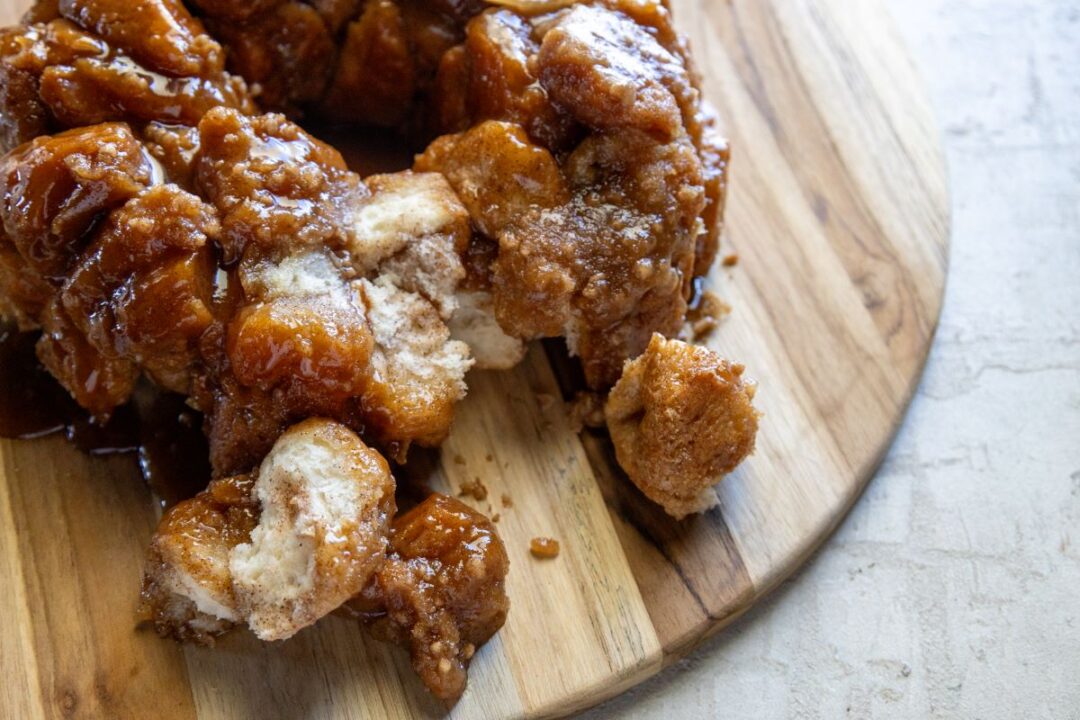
[0,324,210,508]
[0,107,421,507]
[0,124,415,508]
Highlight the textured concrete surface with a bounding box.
[585,1,1080,717]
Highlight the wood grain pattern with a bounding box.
[0,0,949,717]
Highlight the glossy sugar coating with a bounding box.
[0,9,252,150]
[415,2,726,385]
[139,472,258,644]
[178,0,731,386]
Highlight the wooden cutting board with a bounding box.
[0,0,949,717]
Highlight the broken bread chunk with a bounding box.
[140,419,396,643]
[349,171,469,320]
[138,421,510,701]
[348,493,510,705]
[138,472,257,644]
[606,334,759,519]
[230,418,396,641]
[356,276,472,457]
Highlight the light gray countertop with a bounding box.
[585,1,1080,717]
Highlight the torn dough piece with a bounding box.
[356,275,473,455]
[138,472,257,644]
[348,493,510,705]
[140,418,396,642]
[350,171,469,321]
[350,171,525,371]
[230,418,397,640]
[605,334,759,519]
[448,288,526,371]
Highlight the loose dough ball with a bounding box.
[606,334,759,519]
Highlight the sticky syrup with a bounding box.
[0,325,210,508]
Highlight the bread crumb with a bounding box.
[458,477,488,501]
[492,513,501,522]
[722,253,739,267]
[453,454,466,465]
[500,493,513,509]
[529,537,560,559]
[485,453,493,462]
[567,391,606,433]
[685,291,731,341]
[536,393,555,411]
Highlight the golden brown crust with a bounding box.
[419,120,704,386]
[537,4,688,141]
[0,123,219,412]
[36,295,140,417]
[140,121,201,190]
[455,8,576,150]
[413,2,719,386]
[606,334,759,519]
[193,107,361,264]
[0,122,152,280]
[57,0,225,78]
[0,14,254,152]
[60,184,218,394]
